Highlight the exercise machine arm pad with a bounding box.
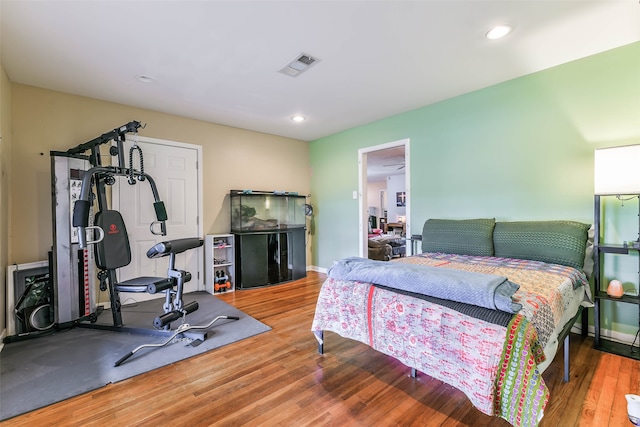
[72,200,91,227]
[154,201,168,222]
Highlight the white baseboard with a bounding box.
[571,323,638,347]
[307,265,327,274]
[590,325,638,346]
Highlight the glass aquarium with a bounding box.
[230,190,306,233]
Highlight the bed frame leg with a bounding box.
[317,331,324,354]
[581,311,589,337]
[411,368,418,378]
[563,334,570,382]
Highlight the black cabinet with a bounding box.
[235,228,306,289]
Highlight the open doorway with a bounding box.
[358,139,410,258]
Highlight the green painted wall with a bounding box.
[309,41,640,335]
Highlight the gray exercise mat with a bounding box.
[0,291,270,421]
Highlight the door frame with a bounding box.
[358,138,410,257]
[113,135,205,290]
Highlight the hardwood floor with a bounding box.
[3,271,639,426]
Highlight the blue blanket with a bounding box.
[327,257,522,313]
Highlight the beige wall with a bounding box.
[10,84,310,265]
[0,64,12,336]
[4,83,311,337]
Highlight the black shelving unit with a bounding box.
[593,195,640,360]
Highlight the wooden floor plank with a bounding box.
[2,271,639,426]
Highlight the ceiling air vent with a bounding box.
[278,52,320,77]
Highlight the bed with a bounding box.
[311,219,593,427]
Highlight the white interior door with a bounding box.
[114,137,202,301]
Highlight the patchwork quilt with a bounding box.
[311,252,590,427]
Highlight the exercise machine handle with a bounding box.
[150,201,168,235]
[150,221,167,236]
[114,351,135,367]
[72,165,169,247]
[73,224,104,248]
[85,226,105,245]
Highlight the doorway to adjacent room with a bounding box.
[358,139,410,258]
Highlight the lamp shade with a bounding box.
[594,145,640,195]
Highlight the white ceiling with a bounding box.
[2,1,639,142]
[367,146,406,182]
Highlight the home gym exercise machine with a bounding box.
[50,121,237,363]
[51,120,170,329]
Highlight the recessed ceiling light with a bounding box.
[486,25,512,40]
[135,74,155,83]
[291,115,306,122]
